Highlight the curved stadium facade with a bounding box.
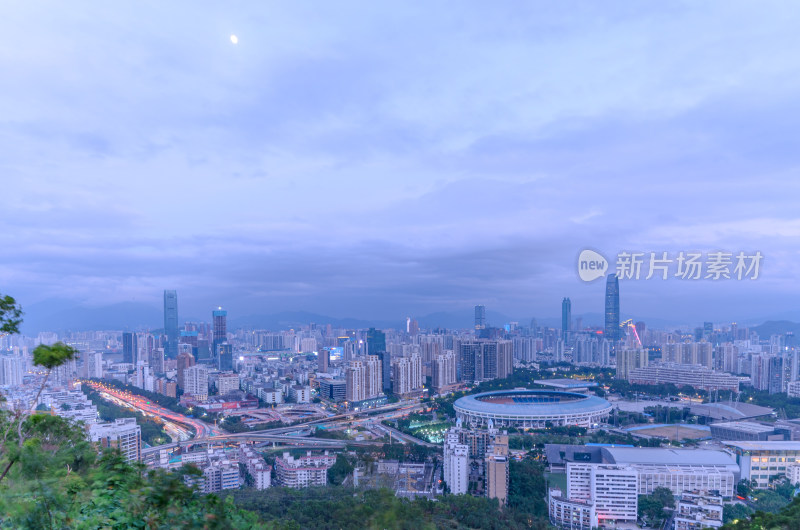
[454,390,612,428]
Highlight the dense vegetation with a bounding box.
[227,458,548,529]
[0,412,259,529]
[723,494,800,529]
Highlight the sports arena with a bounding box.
[454,389,612,429]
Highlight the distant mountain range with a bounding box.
[16,299,800,337]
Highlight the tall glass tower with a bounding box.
[163,290,178,359]
[561,297,572,340]
[212,308,228,361]
[604,274,620,341]
[474,305,486,330]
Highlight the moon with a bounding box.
[230,34,238,44]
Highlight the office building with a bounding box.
[604,274,620,341]
[724,441,800,488]
[366,328,391,394]
[318,378,346,402]
[122,332,137,365]
[212,308,227,362]
[561,298,571,340]
[89,418,141,462]
[163,290,179,359]
[475,305,486,331]
[217,343,233,372]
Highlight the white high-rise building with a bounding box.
[346,360,365,402]
[0,355,24,387]
[565,462,637,525]
[86,351,103,379]
[432,351,457,393]
[184,365,209,401]
[392,353,423,395]
[443,432,469,495]
[89,418,142,462]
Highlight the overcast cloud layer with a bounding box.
[3,1,800,328]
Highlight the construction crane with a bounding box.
[620,319,642,347]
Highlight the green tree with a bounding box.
[0,294,22,334]
[328,454,354,485]
[1,342,79,483]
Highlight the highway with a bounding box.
[83,380,224,440]
[84,379,437,455]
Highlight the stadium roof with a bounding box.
[602,447,737,467]
[454,390,611,416]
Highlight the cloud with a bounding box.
[1,2,800,326]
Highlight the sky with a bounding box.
[3,1,800,329]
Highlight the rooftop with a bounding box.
[709,421,776,434]
[722,441,800,452]
[602,447,737,467]
[689,402,774,421]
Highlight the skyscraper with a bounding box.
[366,328,391,394]
[475,305,486,331]
[218,343,233,372]
[561,298,572,340]
[163,290,179,359]
[212,308,227,362]
[122,332,137,365]
[604,274,620,341]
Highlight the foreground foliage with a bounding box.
[0,414,260,529]
[722,493,800,529]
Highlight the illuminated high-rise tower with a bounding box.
[604,274,620,341]
[163,290,179,359]
[212,307,227,361]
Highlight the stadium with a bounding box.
[454,389,612,429]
